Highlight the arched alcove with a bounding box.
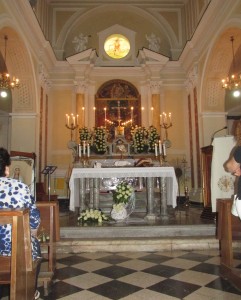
[95,79,141,140]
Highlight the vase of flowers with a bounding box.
[92,126,108,154]
[78,208,108,225]
[111,181,135,221]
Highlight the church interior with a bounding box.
[1,0,241,299]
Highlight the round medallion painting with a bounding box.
[104,34,130,59]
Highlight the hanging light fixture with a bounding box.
[221,36,241,92]
[0,35,20,98]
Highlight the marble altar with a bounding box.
[69,164,178,220]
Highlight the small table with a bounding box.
[69,166,178,220]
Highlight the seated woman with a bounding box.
[0,147,41,299]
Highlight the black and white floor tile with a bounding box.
[2,249,241,300]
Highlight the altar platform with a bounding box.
[56,202,221,254]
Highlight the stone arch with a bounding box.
[201,27,241,114]
[55,5,178,59]
[0,27,37,114]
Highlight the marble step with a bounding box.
[60,223,216,239]
[56,236,220,253]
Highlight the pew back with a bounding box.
[0,209,37,300]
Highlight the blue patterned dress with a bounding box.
[0,177,41,260]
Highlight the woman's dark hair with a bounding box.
[0,147,11,177]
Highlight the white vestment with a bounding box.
[211,136,236,212]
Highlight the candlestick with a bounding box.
[87,143,90,157]
[160,112,173,142]
[155,143,158,157]
[163,143,166,156]
[78,144,81,157]
[159,140,162,154]
[65,113,79,141]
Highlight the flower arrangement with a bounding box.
[92,126,108,154]
[78,208,108,224]
[131,126,149,153]
[79,127,92,143]
[148,126,159,152]
[112,181,134,204]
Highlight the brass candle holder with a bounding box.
[65,113,79,141]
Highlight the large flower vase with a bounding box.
[111,192,135,222]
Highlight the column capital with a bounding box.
[149,80,162,94]
[74,80,87,94]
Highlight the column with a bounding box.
[145,177,156,221]
[160,177,169,220]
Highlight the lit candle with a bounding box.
[78,144,81,157]
[160,114,162,126]
[73,116,75,126]
[155,143,158,156]
[159,140,162,154]
[67,115,70,127]
[83,141,86,155]
[87,144,90,157]
[76,114,79,125]
[151,107,153,123]
[163,112,167,124]
[169,112,172,124]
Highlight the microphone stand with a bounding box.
[211,126,228,144]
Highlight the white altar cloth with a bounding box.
[69,166,178,211]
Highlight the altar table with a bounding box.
[69,166,178,219]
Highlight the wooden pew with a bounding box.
[36,201,60,291]
[0,208,40,300]
[217,199,241,290]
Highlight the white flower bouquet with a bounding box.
[131,126,149,153]
[148,126,159,152]
[79,126,92,143]
[78,208,108,224]
[112,181,134,204]
[92,126,108,154]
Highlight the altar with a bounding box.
[69,165,178,220]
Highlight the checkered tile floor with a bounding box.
[2,250,241,299]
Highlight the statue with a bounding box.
[72,33,89,53]
[146,33,161,53]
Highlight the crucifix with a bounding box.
[111,100,127,136]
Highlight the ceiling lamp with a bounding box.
[0,35,20,97]
[221,36,241,90]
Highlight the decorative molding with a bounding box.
[184,64,198,92]
[39,64,52,91]
[74,80,87,94]
[149,81,163,94]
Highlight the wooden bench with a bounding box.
[36,201,60,292]
[217,198,241,290]
[0,208,41,300]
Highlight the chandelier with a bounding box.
[221,36,241,92]
[0,35,20,97]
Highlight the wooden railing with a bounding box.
[0,209,41,300]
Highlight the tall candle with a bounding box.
[87,144,90,157]
[67,115,70,126]
[151,107,153,123]
[155,143,158,156]
[83,141,86,155]
[76,114,79,125]
[160,114,162,126]
[169,112,172,124]
[82,107,85,126]
[78,144,82,157]
[163,143,166,156]
[159,140,162,154]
